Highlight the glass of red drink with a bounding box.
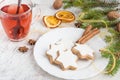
[0,0,40,41]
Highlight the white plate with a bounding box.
[33,28,108,80]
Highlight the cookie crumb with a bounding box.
[28,39,36,45]
[18,46,28,53]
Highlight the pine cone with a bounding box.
[107,11,120,20]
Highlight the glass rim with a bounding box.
[0,4,32,17]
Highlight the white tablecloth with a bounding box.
[0,0,120,80]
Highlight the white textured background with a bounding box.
[0,0,120,80]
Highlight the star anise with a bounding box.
[18,46,28,53]
[28,39,36,45]
[74,22,81,28]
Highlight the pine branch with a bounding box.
[63,0,120,75]
[101,28,120,75]
[63,0,120,10]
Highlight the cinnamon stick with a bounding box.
[80,28,100,44]
[82,25,92,36]
[76,25,92,43]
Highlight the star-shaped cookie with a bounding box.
[46,43,65,64]
[46,39,74,64]
[56,50,78,70]
[72,43,94,60]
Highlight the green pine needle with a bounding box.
[63,0,120,75]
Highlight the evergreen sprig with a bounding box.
[63,0,120,11]
[63,0,120,75]
[101,28,120,75]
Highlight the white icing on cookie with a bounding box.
[46,39,74,62]
[74,43,94,57]
[55,39,74,49]
[46,43,65,61]
[56,50,78,69]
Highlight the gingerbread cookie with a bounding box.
[55,50,78,70]
[46,39,74,64]
[72,43,94,60]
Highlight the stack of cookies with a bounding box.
[46,25,100,71]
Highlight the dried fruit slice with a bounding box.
[43,16,61,28]
[55,10,75,22]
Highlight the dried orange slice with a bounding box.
[55,10,75,22]
[43,16,61,28]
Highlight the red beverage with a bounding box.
[0,4,32,41]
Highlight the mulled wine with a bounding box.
[0,4,32,41]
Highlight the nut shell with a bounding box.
[53,0,63,9]
[107,11,120,20]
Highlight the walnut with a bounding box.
[53,0,63,9]
[107,11,120,20]
[28,39,36,45]
[18,46,28,53]
[116,23,120,32]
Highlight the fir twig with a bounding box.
[63,0,120,75]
